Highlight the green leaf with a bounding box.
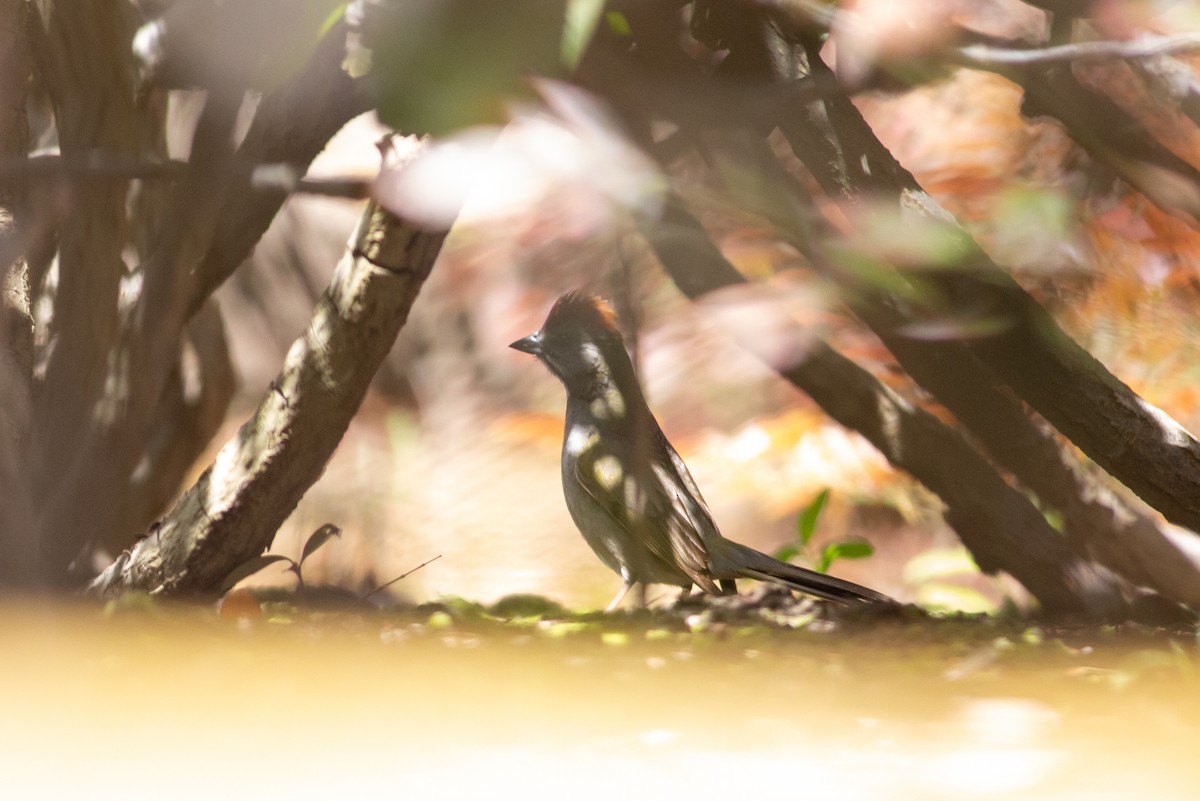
[370,1,567,135]
[604,10,631,36]
[816,539,873,573]
[318,2,347,38]
[773,544,799,564]
[299,524,342,567]
[562,0,605,70]
[219,555,295,595]
[797,488,830,547]
[489,593,567,619]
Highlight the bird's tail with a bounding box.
[722,541,893,604]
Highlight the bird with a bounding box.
[510,291,893,611]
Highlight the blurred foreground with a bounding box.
[3,601,1198,800]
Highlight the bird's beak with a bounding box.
[509,331,543,356]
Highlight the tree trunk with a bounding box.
[90,135,449,597]
[0,0,37,587]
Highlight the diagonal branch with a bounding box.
[774,35,1200,548]
[90,135,448,598]
[643,196,1132,620]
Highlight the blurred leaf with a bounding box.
[318,2,348,38]
[218,588,264,622]
[300,524,342,567]
[219,555,295,595]
[427,611,454,629]
[904,546,980,584]
[916,582,997,614]
[102,592,161,618]
[562,0,605,69]
[368,0,568,135]
[605,10,631,36]
[816,539,873,573]
[990,186,1076,272]
[773,544,799,563]
[1042,507,1065,533]
[436,596,491,621]
[849,199,975,269]
[896,313,1014,341]
[490,593,567,618]
[797,488,830,547]
[540,620,595,638]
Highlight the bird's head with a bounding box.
[510,292,639,408]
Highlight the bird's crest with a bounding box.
[545,291,619,333]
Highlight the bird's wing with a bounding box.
[571,442,718,592]
[649,460,716,573]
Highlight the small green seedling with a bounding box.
[773,488,875,573]
[219,523,341,595]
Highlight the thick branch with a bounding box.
[728,130,1200,608]
[90,136,447,597]
[644,197,1131,620]
[770,36,1200,549]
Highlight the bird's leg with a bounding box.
[605,581,635,612]
[634,582,648,609]
[678,583,693,602]
[718,578,738,595]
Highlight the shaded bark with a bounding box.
[33,85,235,579]
[90,135,448,597]
[31,13,366,578]
[779,42,1200,543]
[99,299,236,554]
[26,1,147,565]
[0,0,37,586]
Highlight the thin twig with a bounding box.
[362,554,443,600]
[0,155,373,198]
[957,32,1200,67]
[251,164,372,199]
[0,152,186,180]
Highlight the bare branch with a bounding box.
[958,33,1200,67]
[0,155,373,200]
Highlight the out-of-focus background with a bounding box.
[10,3,1200,799]
[220,12,1200,610]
